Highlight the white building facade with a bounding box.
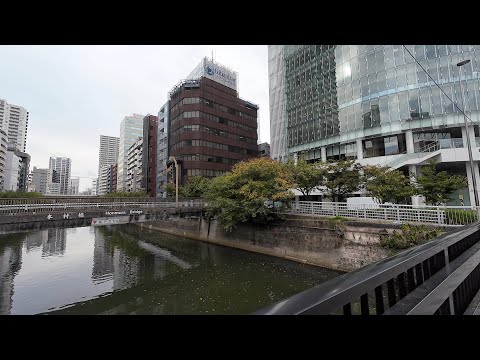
[48,157,71,195]
[69,177,80,195]
[0,99,28,152]
[126,137,143,192]
[156,101,169,198]
[98,135,119,176]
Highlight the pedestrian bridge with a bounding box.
[255,222,480,315]
[0,197,204,234]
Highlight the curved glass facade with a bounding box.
[270,45,480,156]
[336,45,480,140]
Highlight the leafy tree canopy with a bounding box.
[204,157,294,231]
[363,165,416,204]
[415,160,467,205]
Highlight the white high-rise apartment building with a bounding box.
[98,135,119,176]
[49,157,71,195]
[91,179,98,196]
[0,99,28,152]
[117,114,144,191]
[69,177,80,195]
[126,137,143,192]
[3,150,19,191]
[98,165,113,195]
[97,135,119,195]
[0,130,8,191]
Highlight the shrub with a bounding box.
[380,224,445,249]
[444,209,478,225]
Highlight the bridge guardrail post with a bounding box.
[437,208,442,225]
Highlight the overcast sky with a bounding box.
[0,45,269,190]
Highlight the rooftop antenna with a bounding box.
[212,50,214,63]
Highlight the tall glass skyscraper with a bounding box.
[269,45,480,205]
[117,114,144,191]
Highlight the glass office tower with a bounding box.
[269,45,480,205]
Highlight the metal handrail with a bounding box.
[254,222,480,315]
[289,201,480,226]
[0,199,205,214]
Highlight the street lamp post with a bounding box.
[169,156,179,208]
[457,59,480,208]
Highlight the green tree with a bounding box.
[286,160,325,198]
[180,176,210,198]
[415,160,467,205]
[363,165,415,204]
[204,157,294,231]
[322,160,363,202]
[165,183,177,198]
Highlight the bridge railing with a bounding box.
[0,199,204,214]
[0,197,200,205]
[289,201,480,227]
[255,222,480,315]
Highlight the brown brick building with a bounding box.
[142,114,158,197]
[168,76,258,185]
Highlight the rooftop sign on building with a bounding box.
[187,57,238,91]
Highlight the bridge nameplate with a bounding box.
[91,216,130,226]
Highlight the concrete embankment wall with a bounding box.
[140,215,404,272]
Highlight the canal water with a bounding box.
[0,225,342,315]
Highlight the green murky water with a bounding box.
[0,225,341,315]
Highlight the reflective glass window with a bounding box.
[396,66,406,88]
[406,63,417,86]
[367,52,376,75]
[408,89,420,119]
[414,45,425,61]
[420,87,431,117]
[428,60,439,82]
[379,96,389,123]
[368,73,377,95]
[399,92,410,120]
[375,49,385,72]
[361,76,369,97]
[384,136,399,155]
[389,94,400,122]
[392,46,403,65]
[404,45,415,63]
[384,46,395,69]
[426,45,436,59]
[359,54,367,75]
[417,61,428,84]
[377,70,387,93]
[437,45,448,57]
[467,80,478,111]
[386,68,396,90]
[431,87,442,115]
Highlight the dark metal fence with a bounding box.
[255,223,480,315]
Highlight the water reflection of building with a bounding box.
[92,228,170,291]
[42,229,67,256]
[0,241,23,315]
[92,228,114,282]
[24,230,48,252]
[112,250,141,290]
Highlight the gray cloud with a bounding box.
[0,45,269,190]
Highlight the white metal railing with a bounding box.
[0,199,205,215]
[288,201,480,227]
